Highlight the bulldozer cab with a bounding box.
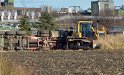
[77,21,106,39]
[78,21,94,38]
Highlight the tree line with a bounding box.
[19,13,59,35]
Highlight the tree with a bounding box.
[37,13,58,31]
[19,15,31,35]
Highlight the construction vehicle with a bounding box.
[42,20,106,50]
[79,21,106,48]
[63,21,106,50]
[0,21,106,51]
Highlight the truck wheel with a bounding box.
[0,31,6,35]
[6,31,16,35]
[16,31,26,35]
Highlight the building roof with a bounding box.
[98,0,114,2]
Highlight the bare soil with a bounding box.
[1,50,124,75]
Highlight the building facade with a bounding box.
[60,8,69,13]
[91,0,114,16]
[4,0,14,7]
[0,7,41,22]
[0,0,47,22]
[41,5,52,13]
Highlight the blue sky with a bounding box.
[4,0,124,9]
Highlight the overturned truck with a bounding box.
[0,21,106,51]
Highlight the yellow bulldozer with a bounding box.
[66,21,106,50]
[77,21,106,39]
[36,20,107,50]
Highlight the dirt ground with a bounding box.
[1,50,124,75]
